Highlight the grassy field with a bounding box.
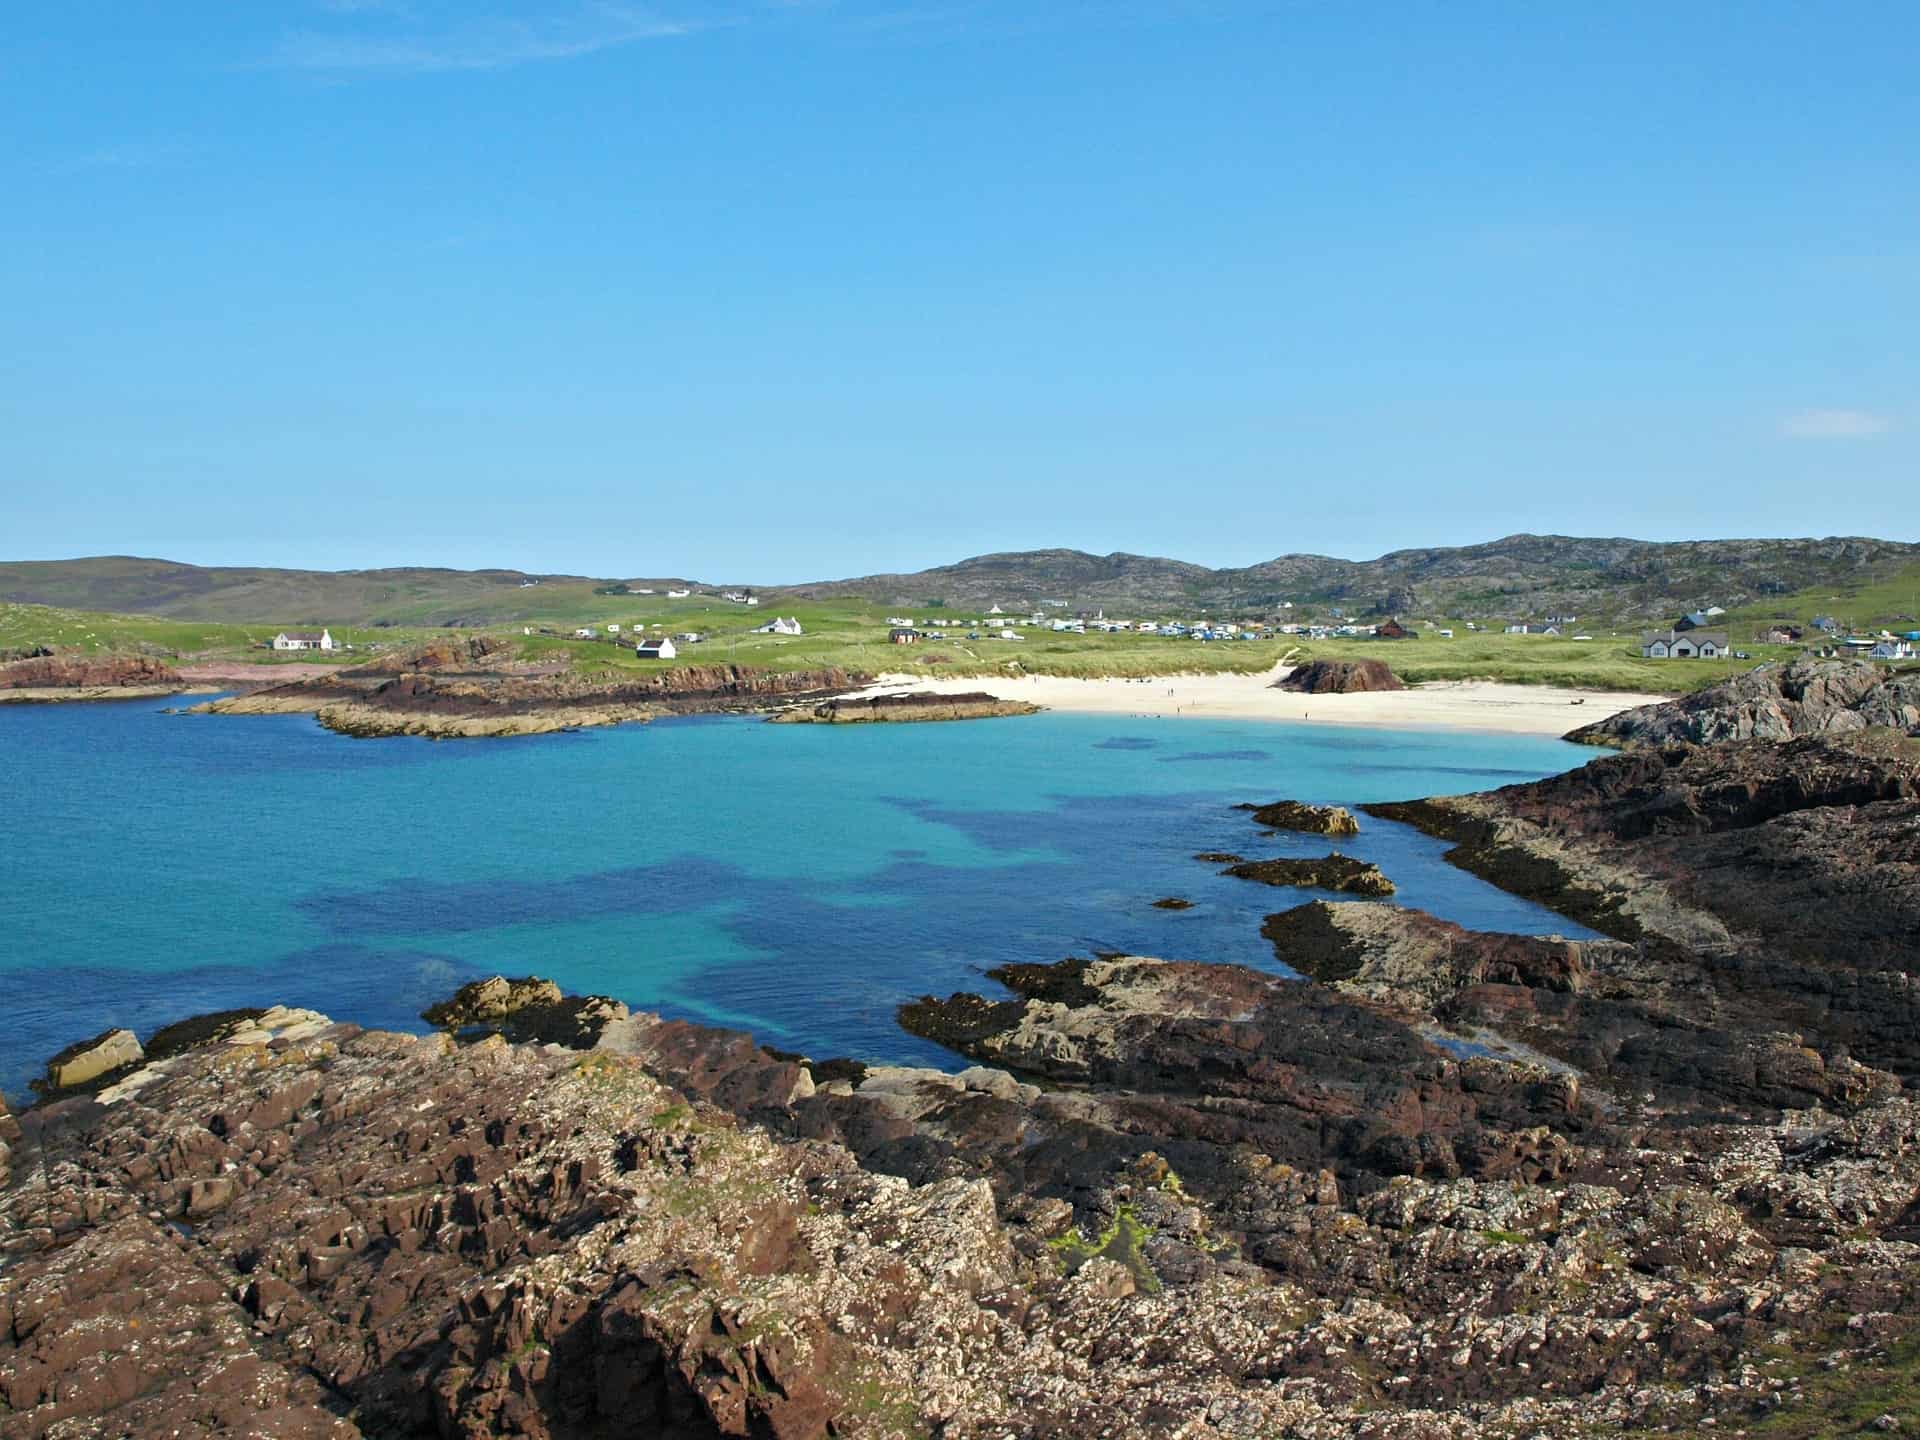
[1279,627,1804,691]
[1715,560,1920,638]
[0,603,455,666]
[0,597,1885,693]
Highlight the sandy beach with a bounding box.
[859,663,1671,737]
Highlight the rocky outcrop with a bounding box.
[1274,658,1406,694]
[10,952,1920,1439]
[1234,799,1361,836]
[1220,854,1395,895]
[1149,897,1193,910]
[0,651,185,692]
[198,665,866,738]
[1570,656,1920,748]
[39,1028,143,1095]
[343,635,512,675]
[770,691,1039,724]
[1261,900,1899,1113]
[422,974,630,1047]
[1365,728,1920,1083]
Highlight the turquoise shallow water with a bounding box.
[0,699,1602,1096]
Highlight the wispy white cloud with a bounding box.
[274,3,704,73]
[1780,408,1895,440]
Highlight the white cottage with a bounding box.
[272,629,335,652]
[1641,630,1728,659]
[635,637,678,660]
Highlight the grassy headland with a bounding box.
[0,597,1828,693]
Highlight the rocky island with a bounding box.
[5,664,1919,1437]
[193,639,870,738]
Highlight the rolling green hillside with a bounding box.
[785,535,1920,627]
[4,536,1917,635]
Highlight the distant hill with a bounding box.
[0,557,700,627]
[4,536,1917,627]
[779,535,1920,623]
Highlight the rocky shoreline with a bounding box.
[769,691,1041,724]
[0,650,211,703]
[194,651,869,738]
[4,676,1919,1436]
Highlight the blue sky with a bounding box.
[3,1,1914,581]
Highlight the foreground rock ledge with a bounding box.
[6,960,1920,1437]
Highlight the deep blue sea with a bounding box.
[0,698,1602,1098]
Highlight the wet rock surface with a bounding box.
[1221,854,1396,895]
[1235,799,1362,836]
[1274,658,1406,694]
[1570,656,1920,748]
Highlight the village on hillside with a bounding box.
[523,585,1920,665]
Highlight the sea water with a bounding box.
[0,698,1602,1095]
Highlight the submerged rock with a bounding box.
[1150,896,1194,909]
[1221,854,1395,895]
[1234,799,1361,835]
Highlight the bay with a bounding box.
[0,698,1600,1096]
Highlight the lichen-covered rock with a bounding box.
[7,972,1920,1438]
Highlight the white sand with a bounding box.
[859,663,1671,737]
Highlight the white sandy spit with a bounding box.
[857,662,1671,737]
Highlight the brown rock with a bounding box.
[1274,658,1406,694]
[1221,855,1395,895]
